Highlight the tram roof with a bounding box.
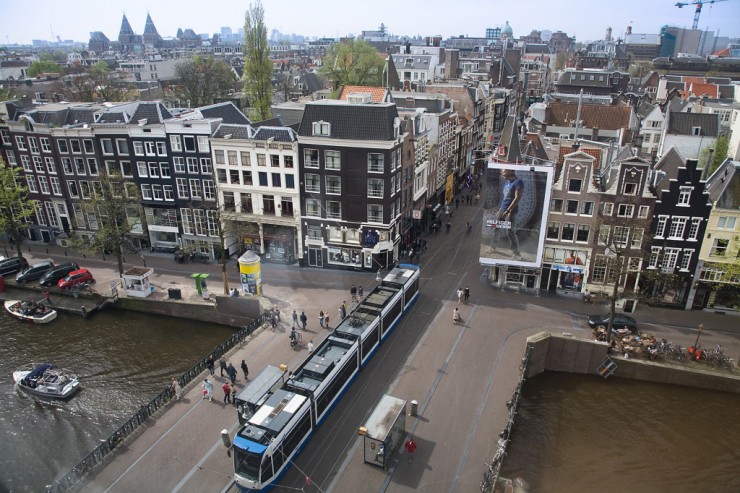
[239,389,308,444]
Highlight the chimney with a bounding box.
[626,26,632,36]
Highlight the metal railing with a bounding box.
[44,313,269,493]
[480,344,532,493]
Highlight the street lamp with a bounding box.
[693,323,704,349]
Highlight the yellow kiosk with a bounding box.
[238,251,262,296]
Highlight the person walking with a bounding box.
[307,340,314,353]
[338,305,345,321]
[171,379,182,400]
[318,310,325,328]
[446,221,451,233]
[350,284,358,303]
[271,310,278,329]
[43,290,52,306]
[324,312,330,330]
[202,379,213,401]
[358,286,364,299]
[453,307,462,325]
[292,309,298,329]
[227,363,237,384]
[222,382,232,404]
[240,359,249,381]
[230,383,237,406]
[457,288,463,303]
[219,357,227,377]
[206,355,215,376]
[300,311,307,330]
[405,437,417,464]
[464,286,470,303]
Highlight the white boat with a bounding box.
[4,300,57,324]
[12,363,81,400]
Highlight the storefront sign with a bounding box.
[412,209,422,220]
[551,264,585,273]
[363,231,379,247]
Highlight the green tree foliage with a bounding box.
[70,172,143,274]
[0,160,37,258]
[321,39,386,88]
[629,60,652,78]
[0,86,15,101]
[62,61,138,102]
[173,56,238,108]
[243,0,273,121]
[27,60,62,78]
[709,135,729,176]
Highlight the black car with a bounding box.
[15,260,54,283]
[587,313,638,333]
[39,262,80,287]
[0,256,29,277]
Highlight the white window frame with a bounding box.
[141,184,152,200]
[638,205,650,219]
[677,186,692,206]
[325,150,341,170]
[304,149,319,168]
[367,204,383,223]
[304,173,320,193]
[617,203,634,218]
[176,178,189,199]
[679,249,694,271]
[137,162,148,177]
[368,153,384,173]
[655,215,668,238]
[668,217,688,239]
[305,198,320,217]
[325,175,341,195]
[170,135,182,152]
[312,121,330,136]
[133,142,145,156]
[368,178,384,198]
[173,157,185,173]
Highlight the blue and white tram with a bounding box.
[232,264,420,492]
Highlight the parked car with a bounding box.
[39,262,80,287]
[0,256,29,277]
[587,313,638,333]
[15,260,54,283]
[57,269,95,290]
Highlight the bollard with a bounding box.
[221,429,232,457]
[410,400,418,417]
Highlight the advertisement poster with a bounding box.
[480,163,553,267]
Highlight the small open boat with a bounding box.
[12,363,81,400]
[4,300,57,324]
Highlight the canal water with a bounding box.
[501,372,740,492]
[0,308,234,493]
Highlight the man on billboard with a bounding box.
[497,169,524,260]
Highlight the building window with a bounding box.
[157,142,167,156]
[144,141,156,156]
[326,200,341,219]
[710,238,728,257]
[240,151,251,166]
[101,139,114,155]
[592,255,607,283]
[197,136,209,153]
[257,154,266,167]
[631,228,644,249]
[33,156,44,172]
[547,222,560,240]
[227,150,238,166]
[160,163,170,178]
[566,200,579,214]
[284,155,294,168]
[56,139,68,153]
[576,224,590,242]
[120,161,133,178]
[550,198,563,212]
[663,248,680,269]
[26,176,38,193]
[687,218,702,240]
[325,175,341,194]
[189,179,202,199]
[180,209,193,235]
[613,226,630,248]
[367,204,383,223]
[561,223,575,241]
[163,185,174,201]
[152,184,163,201]
[141,184,152,200]
[624,182,637,195]
[678,186,692,205]
[170,135,182,152]
[617,203,634,218]
[134,142,145,156]
[240,193,253,213]
[307,226,322,240]
[28,137,40,154]
[258,172,268,186]
[717,216,737,229]
[305,174,320,192]
[243,171,253,185]
[203,180,216,200]
[148,162,159,178]
[0,130,11,145]
[312,121,330,136]
[116,139,129,155]
[285,175,294,189]
[368,153,384,173]
[187,157,199,174]
[304,149,319,168]
[602,202,614,216]
[638,205,649,219]
[137,162,148,177]
[568,178,582,192]
[173,157,186,173]
[214,150,225,165]
[325,150,341,170]
[368,178,384,198]
[183,136,196,152]
[270,155,280,167]
[263,195,276,215]
[15,136,27,150]
[655,215,668,238]
[281,197,294,216]
[679,249,694,271]
[668,217,688,239]
[580,201,594,216]
[271,173,282,188]
[305,198,320,217]
[176,178,189,199]
[200,158,212,174]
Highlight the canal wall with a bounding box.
[114,296,262,328]
[526,332,740,394]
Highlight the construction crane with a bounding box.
[675,0,729,30]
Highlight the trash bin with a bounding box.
[168,288,182,300]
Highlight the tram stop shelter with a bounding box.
[358,394,407,469]
[121,266,154,298]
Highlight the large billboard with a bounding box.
[480,163,553,267]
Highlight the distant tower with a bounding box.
[118,14,136,46]
[143,13,163,47]
[605,26,612,41]
[501,21,513,40]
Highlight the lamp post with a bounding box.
[693,323,704,349]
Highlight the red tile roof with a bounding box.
[546,102,632,131]
[338,85,388,103]
[687,82,718,98]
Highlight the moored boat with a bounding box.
[12,363,81,400]
[4,300,57,324]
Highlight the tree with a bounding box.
[555,51,568,71]
[0,86,15,101]
[70,172,143,275]
[61,62,137,102]
[0,160,37,258]
[243,0,273,121]
[708,135,729,176]
[172,56,238,108]
[27,60,62,78]
[320,39,386,88]
[629,60,652,79]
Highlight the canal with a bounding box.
[501,372,740,492]
[0,308,234,493]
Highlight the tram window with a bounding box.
[235,449,262,480]
[382,300,402,334]
[316,357,358,416]
[282,413,311,458]
[272,446,285,473]
[260,457,273,482]
[362,329,379,357]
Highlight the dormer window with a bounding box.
[691,126,701,136]
[312,121,330,136]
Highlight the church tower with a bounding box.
[143,13,163,47]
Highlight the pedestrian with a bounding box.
[457,288,463,303]
[171,379,182,400]
[292,309,298,329]
[324,312,330,330]
[271,310,278,329]
[202,379,213,401]
[300,311,307,330]
[350,284,358,303]
[206,355,215,376]
[43,290,52,306]
[446,221,451,233]
[453,307,462,325]
[230,383,237,406]
[455,198,460,209]
[307,340,314,353]
[219,357,227,377]
[227,363,237,384]
[422,239,427,251]
[318,310,324,328]
[405,437,417,464]
[222,382,231,403]
[240,359,249,381]
[474,193,480,204]
[464,286,470,303]
[338,305,345,320]
[358,286,364,299]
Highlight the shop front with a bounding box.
[542,247,589,293]
[263,225,296,264]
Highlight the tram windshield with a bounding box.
[235,448,263,481]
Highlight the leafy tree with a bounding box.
[172,56,238,108]
[629,60,652,78]
[555,51,568,71]
[320,39,386,88]
[243,0,273,121]
[0,160,37,258]
[70,172,143,275]
[27,60,62,78]
[39,51,68,65]
[708,135,729,176]
[61,62,137,102]
[0,86,15,101]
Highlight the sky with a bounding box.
[1,0,739,46]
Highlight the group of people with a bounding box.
[199,356,250,403]
[12,300,52,317]
[456,286,471,304]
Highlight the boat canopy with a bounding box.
[25,364,54,381]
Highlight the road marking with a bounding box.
[172,421,241,493]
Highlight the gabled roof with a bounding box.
[494,115,522,163]
[557,145,601,166]
[666,112,719,137]
[252,126,297,142]
[130,102,172,124]
[212,124,252,140]
[252,117,285,128]
[545,101,632,131]
[298,100,398,141]
[198,102,250,125]
[685,82,718,99]
[522,134,550,163]
[705,159,740,208]
[653,147,686,188]
[338,85,391,103]
[298,72,326,93]
[636,100,657,119]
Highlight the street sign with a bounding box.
[412,210,422,220]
